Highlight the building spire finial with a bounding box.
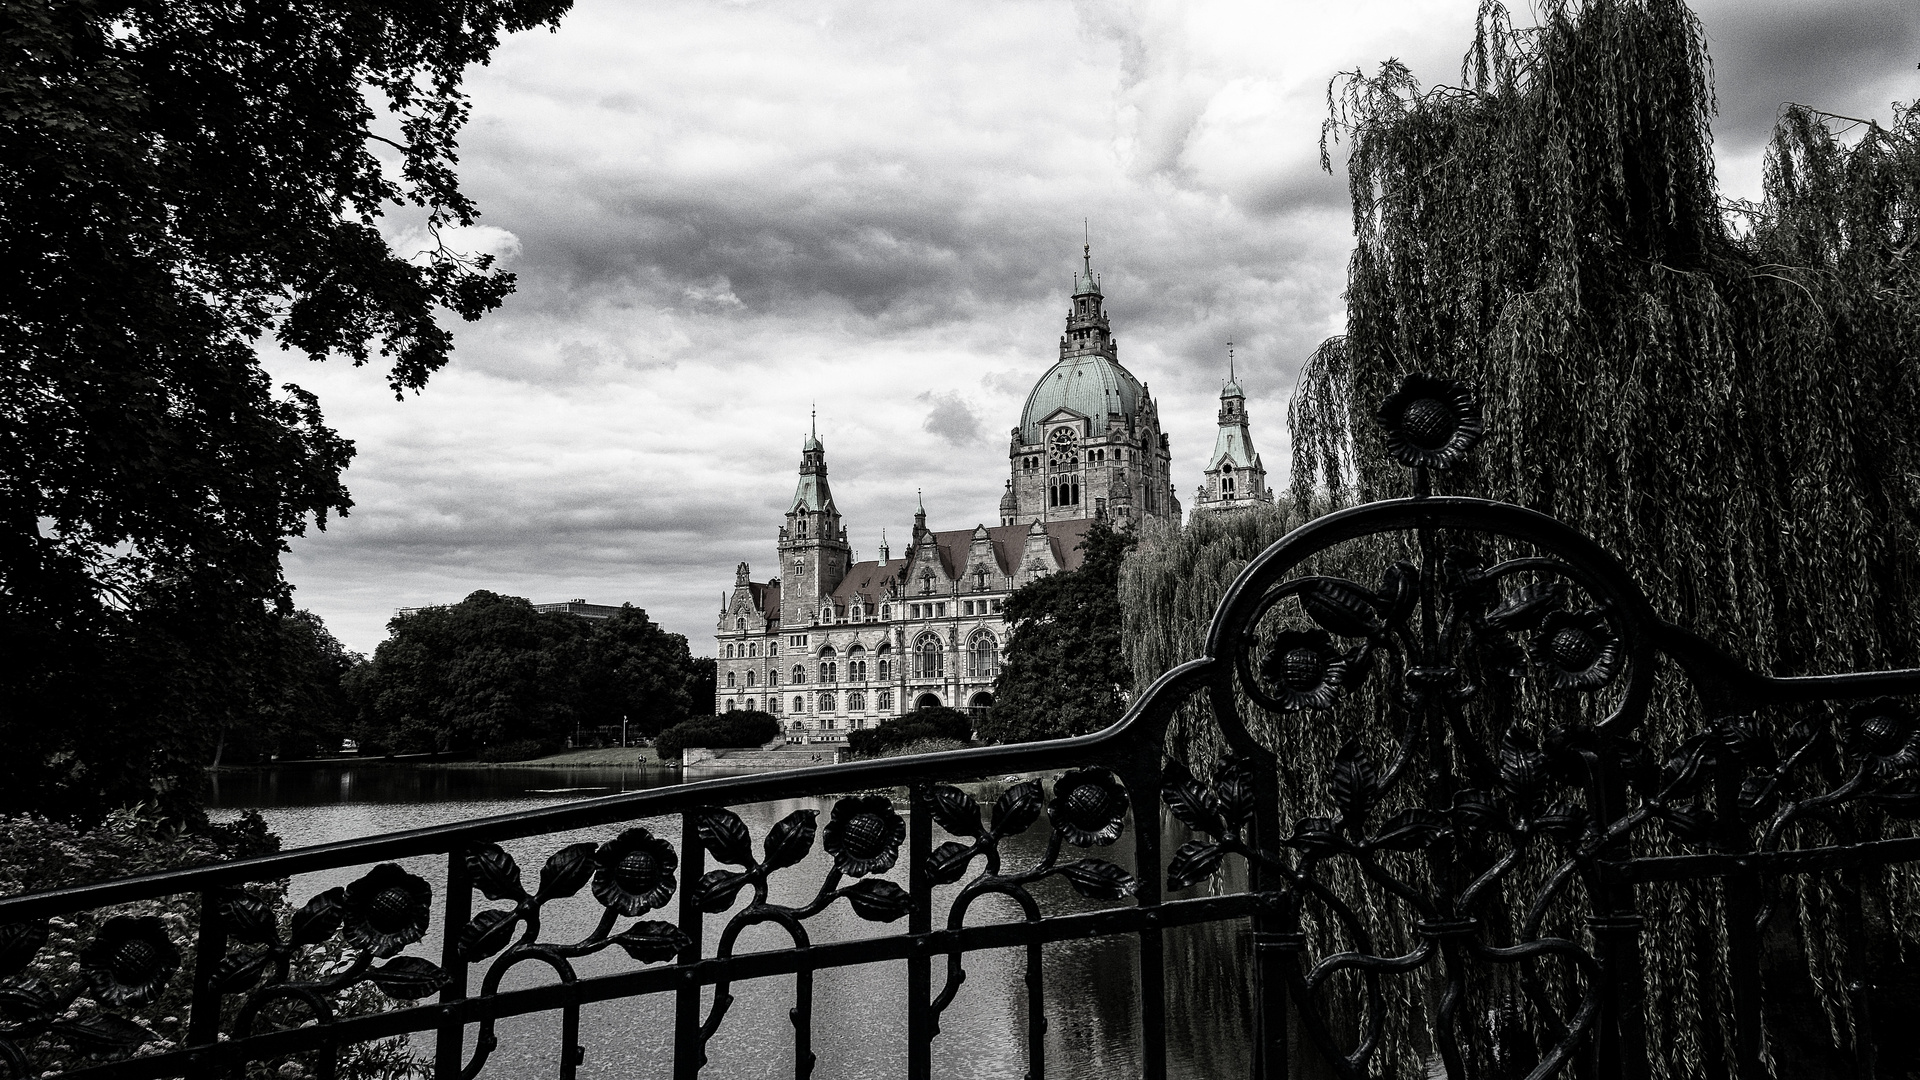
[811,402,816,438]
[1228,341,1234,382]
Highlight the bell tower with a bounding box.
[778,414,851,627]
[1193,345,1272,513]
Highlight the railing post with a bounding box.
[1247,751,1293,1080]
[1128,747,1166,1080]
[435,848,472,1080]
[674,810,708,1080]
[1712,755,1764,1079]
[184,890,227,1080]
[907,781,934,1080]
[1589,762,1649,1080]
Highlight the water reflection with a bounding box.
[210,766,1251,1079]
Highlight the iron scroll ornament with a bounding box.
[1177,372,1670,1079]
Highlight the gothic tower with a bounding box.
[1006,245,1180,526]
[778,421,852,625]
[1192,350,1272,513]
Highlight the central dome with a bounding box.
[1018,352,1145,443]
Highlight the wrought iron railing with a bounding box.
[6,373,1920,1080]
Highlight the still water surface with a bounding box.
[210,765,1251,1079]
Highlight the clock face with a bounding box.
[1048,426,1079,466]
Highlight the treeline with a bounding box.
[225,592,714,764]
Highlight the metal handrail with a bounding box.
[0,658,1214,927]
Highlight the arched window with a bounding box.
[847,644,867,682]
[735,618,746,631]
[726,699,736,712]
[968,628,998,678]
[850,603,863,622]
[771,697,781,714]
[745,670,757,687]
[745,698,755,712]
[819,661,837,684]
[792,665,806,685]
[849,690,866,711]
[878,689,894,711]
[819,691,835,712]
[726,671,737,688]
[725,644,735,659]
[769,668,780,687]
[793,695,805,714]
[915,634,943,679]
[748,643,758,657]
[877,642,892,682]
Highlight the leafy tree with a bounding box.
[213,610,364,766]
[353,593,702,755]
[355,592,582,754]
[0,0,571,819]
[981,521,1137,743]
[570,607,701,735]
[681,656,718,716]
[845,704,974,759]
[1277,2,1920,1075]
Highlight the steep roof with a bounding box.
[1209,423,1260,470]
[927,519,1094,578]
[827,562,906,606]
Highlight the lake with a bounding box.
[210,764,1253,1079]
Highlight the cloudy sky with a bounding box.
[269,0,1920,657]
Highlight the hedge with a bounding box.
[655,711,779,761]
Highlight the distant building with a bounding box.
[714,248,1187,735]
[394,597,625,620]
[531,599,624,620]
[1191,358,1274,513]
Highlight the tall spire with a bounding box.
[1073,227,1101,297]
[1228,341,1235,382]
[802,404,822,452]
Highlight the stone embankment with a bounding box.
[683,746,843,769]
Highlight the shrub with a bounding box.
[0,809,424,1078]
[655,711,779,761]
[846,706,974,760]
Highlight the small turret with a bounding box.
[1195,344,1272,514]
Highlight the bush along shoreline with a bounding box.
[0,809,428,1079]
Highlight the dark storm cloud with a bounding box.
[1698,0,1920,151]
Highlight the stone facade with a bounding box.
[713,249,1207,736]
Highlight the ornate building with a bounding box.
[1191,355,1273,513]
[714,248,1181,735]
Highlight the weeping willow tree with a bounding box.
[1295,0,1920,669]
[1122,0,1920,1075]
